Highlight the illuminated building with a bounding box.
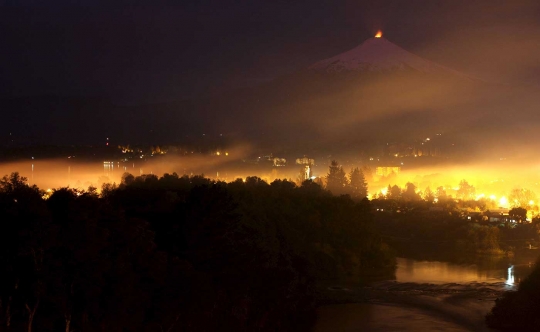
[300,165,311,181]
[376,166,400,177]
[484,209,510,225]
[296,157,315,165]
[272,158,286,167]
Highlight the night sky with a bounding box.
[2,0,540,103]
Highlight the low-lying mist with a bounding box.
[2,147,539,212]
[370,158,540,208]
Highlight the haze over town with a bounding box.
[3,1,540,331]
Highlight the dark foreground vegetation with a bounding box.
[372,203,503,260]
[371,198,540,261]
[487,257,540,330]
[0,172,394,331]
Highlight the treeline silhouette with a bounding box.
[371,199,540,259]
[0,172,394,331]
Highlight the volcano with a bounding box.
[137,35,540,157]
[4,34,536,158]
[192,34,537,156]
[310,36,470,79]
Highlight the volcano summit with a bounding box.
[310,34,467,79]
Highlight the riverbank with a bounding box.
[315,280,504,331]
[313,256,531,331]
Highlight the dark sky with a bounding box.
[1,0,540,103]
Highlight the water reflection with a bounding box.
[506,265,514,286]
[396,257,533,285]
[317,256,539,331]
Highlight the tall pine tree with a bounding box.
[326,160,348,195]
[349,167,368,199]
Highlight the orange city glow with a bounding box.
[375,30,383,38]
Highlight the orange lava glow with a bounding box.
[375,30,383,38]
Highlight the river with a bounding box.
[315,254,539,331]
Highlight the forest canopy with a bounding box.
[0,172,394,331]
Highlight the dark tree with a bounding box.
[402,182,421,201]
[457,180,475,200]
[326,160,348,195]
[349,167,368,200]
[487,257,540,330]
[509,207,527,223]
[0,171,396,331]
[436,186,447,201]
[387,185,401,200]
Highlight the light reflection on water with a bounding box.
[506,265,514,286]
[395,257,533,286]
[315,256,538,331]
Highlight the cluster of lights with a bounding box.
[375,185,538,212]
